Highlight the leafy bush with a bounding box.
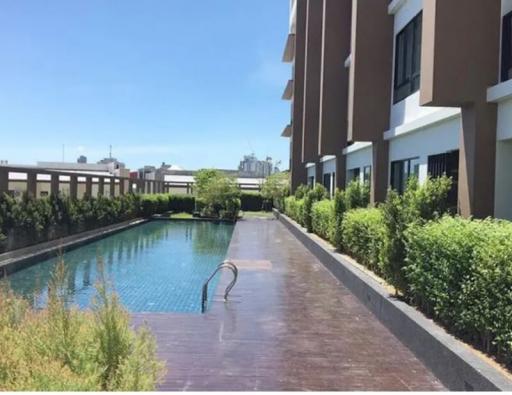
[303,184,329,232]
[330,181,370,250]
[311,200,334,241]
[284,196,305,226]
[168,195,195,213]
[341,208,387,273]
[294,184,309,199]
[195,169,241,220]
[0,260,165,390]
[380,176,452,293]
[261,172,290,211]
[344,180,370,210]
[405,216,512,368]
[331,189,347,250]
[0,192,183,253]
[240,192,264,212]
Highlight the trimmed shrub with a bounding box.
[168,195,195,213]
[331,189,347,250]
[284,196,305,226]
[405,216,512,367]
[294,184,309,199]
[380,176,452,293]
[341,208,387,273]
[344,180,370,210]
[303,184,329,232]
[240,192,264,212]
[311,200,334,241]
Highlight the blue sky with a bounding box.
[0,1,291,170]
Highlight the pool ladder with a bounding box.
[201,261,238,313]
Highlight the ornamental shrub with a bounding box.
[260,172,290,211]
[344,180,370,210]
[195,169,241,220]
[168,195,195,213]
[240,192,264,212]
[311,200,334,241]
[404,216,512,368]
[303,184,329,232]
[380,176,452,293]
[294,184,309,199]
[284,196,305,226]
[331,189,347,250]
[341,208,387,274]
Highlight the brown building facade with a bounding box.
[282,0,512,219]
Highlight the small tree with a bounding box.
[260,172,290,211]
[194,169,241,220]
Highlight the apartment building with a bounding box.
[282,0,512,219]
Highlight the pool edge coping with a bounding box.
[0,218,149,276]
[274,209,512,391]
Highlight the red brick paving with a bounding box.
[132,218,445,391]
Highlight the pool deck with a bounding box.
[132,218,445,391]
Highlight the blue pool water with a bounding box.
[7,220,234,313]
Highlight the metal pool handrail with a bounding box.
[201,261,238,313]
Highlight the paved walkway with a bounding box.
[132,218,444,391]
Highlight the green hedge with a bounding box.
[341,208,386,274]
[284,196,305,226]
[168,194,195,213]
[405,216,512,367]
[0,193,189,253]
[240,192,265,212]
[311,200,334,242]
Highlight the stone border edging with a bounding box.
[274,209,512,391]
[0,218,149,276]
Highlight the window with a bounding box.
[323,173,331,192]
[346,168,360,185]
[307,176,315,188]
[502,11,512,82]
[363,166,372,185]
[428,150,459,210]
[390,158,419,194]
[394,12,422,103]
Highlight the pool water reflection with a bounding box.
[6,220,234,313]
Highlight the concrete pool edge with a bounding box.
[0,218,149,276]
[274,209,512,391]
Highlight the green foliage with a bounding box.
[0,192,192,253]
[240,192,264,212]
[194,169,241,220]
[168,195,195,213]
[0,260,165,391]
[380,176,452,293]
[341,208,387,273]
[404,216,512,367]
[260,172,290,211]
[311,200,334,241]
[330,181,370,250]
[284,196,305,226]
[303,184,329,232]
[344,180,370,210]
[332,189,347,250]
[294,184,309,199]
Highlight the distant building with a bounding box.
[238,154,278,178]
[0,160,8,165]
[77,155,87,164]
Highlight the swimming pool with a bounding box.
[6,220,234,313]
